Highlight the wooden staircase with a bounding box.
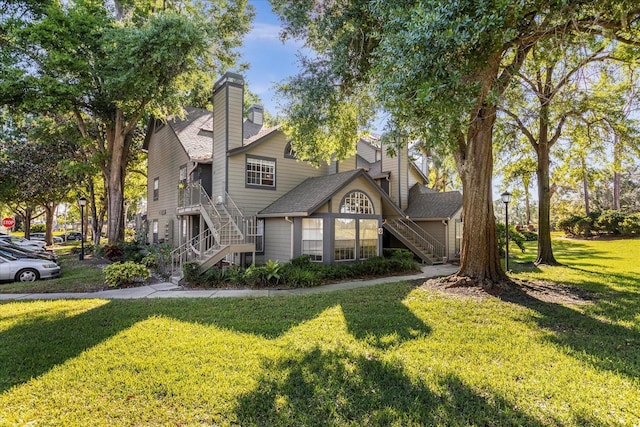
[383,217,445,265]
[171,183,255,281]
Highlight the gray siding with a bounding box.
[357,140,378,163]
[381,143,409,209]
[212,77,244,196]
[227,132,328,216]
[264,218,293,262]
[146,124,189,245]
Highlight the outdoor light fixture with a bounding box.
[500,191,512,272]
[78,196,87,261]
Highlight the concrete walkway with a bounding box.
[0,264,459,301]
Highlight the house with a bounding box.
[143,72,462,277]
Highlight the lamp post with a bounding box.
[500,191,512,272]
[78,197,87,261]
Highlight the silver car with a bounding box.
[0,253,61,282]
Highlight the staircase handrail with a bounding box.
[223,191,246,240]
[170,228,217,276]
[388,217,446,259]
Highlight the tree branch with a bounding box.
[500,107,538,147]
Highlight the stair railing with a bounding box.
[387,217,446,259]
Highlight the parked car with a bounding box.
[0,236,47,250]
[0,253,60,282]
[0,240,57,262]
[66,232,83,241]
[30,233,64,244]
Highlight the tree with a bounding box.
[272,0,640,288]
[0,111,81,242]
[498,37,619,265]
[498,155,537,226]
[1,0,253,243]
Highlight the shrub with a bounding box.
[100,241,147,262]
[496,222,526,256]
[280,266,322,287]
[597,210,626,235]
[182,261,201,285]
[520,230,538,241]
[201,267,232,287]
[557,215,583,236]
[101,244,124,261]
[621,212,640,236]
[572,218,593,237]
[103,262,150,288]
[290,255,312,267]
[31,224,46,233]
[141,244,173,278]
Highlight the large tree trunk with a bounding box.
[454,104,506,288]
[535,137,559,265]
[105,110,129,244]
[534,96,559,266]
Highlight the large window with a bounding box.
[340,191,374,214]
[359,219,378,259]
[302,218,323,261]
[246,156,275,188]
[334,218,356,261]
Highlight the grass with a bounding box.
[0,245,106,293]
[0,236,639,426]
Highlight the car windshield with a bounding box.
[0,252,18,261]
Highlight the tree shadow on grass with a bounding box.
[0,301,147,393]
[235,347,549,426]
[500,285,640,380]
[0,282,430,392]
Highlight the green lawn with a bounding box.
[0,236,639,426]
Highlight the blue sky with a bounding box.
[238,0,304,117]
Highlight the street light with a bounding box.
[78,196,87,261]
[500,191,512,272]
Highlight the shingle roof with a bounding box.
[405,189,463,219]
[167,107,213,162]
[258,170,364,216]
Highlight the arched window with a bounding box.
[340,191,374,214]
[284,141,296,158]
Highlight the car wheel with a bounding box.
[16,268,39,282]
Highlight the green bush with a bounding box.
[621,212,640,236]
[597,210,626,234]
[31,224,46,233]
[141,244,173,278]
[100,241,147,262]
[520,230,538,241]
[496,222,526,256]
[556,215,583,236]
[182,261,201,284]
[572,218,593,237]
[280,266,322,287]
[201,267,232,287]
[103,262,150,288]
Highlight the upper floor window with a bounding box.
[153,177,159,201]
[284,141,297,159]
[340,191,374,214]
[246,156,275,188]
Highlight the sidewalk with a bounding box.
[0,264,459,301]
